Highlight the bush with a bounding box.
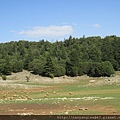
[87,61,115,77]
[48,73,54,79]
[87,62,102,77]
[2,75,7,80]
[101,61,115,77]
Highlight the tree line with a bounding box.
[0,35,119,78]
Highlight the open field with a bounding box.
[0,70,120,115]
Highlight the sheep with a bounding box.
[14,91,17,94]
[79,108,88,111]
[53,91,56,94]
[20,95,24,99]
[27,96,32,100]
[25,95,32,100]
[3,94,7,99]
[69,92,72,95]
[41,90,45,93]
[44,95,48,98]
[13,94,18,97]
[46,93,49,96]
[9,97,14,100]
[3,93,7,99]
[26,95,29,97]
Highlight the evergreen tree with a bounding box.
[43,55,55,77]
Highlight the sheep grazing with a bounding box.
[26,95,29,97]
[53,91,56,94]
[44,95,48,98]
[13,94,18,98]
[3,94,7,99]
[41,90,45,93]
[8,97,14,100]
[25,95,32,100]
[27,96,32,100]
[20,95,24,99]
[79,108,88,111]
[69,92,72,95]
[14,91,17,94]
[3,93,8,99]
[46,93,49,96]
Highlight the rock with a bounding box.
[89,80,96,83]
[65,111,68,114]
[50,111,53,114]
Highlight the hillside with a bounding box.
[0,35,120,78]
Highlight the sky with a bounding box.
[0,0,120,43]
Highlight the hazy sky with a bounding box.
[0,0,120,42]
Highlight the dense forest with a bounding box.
[0,35,120,78]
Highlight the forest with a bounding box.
[0,35,120,78]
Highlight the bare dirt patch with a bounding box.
[0,103,118,115]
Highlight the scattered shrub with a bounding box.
[49,73,54,79]
[2,75,7,80]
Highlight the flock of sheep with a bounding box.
[2,90,73,101]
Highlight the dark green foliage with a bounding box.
[0,35,119,77]
[0,59,6,74]
[71,66,78,76]
[43,55,55,77]
[101,61,115,77]
[24,50,34,70]
[2,75,7,80]
[28,57,46,75]
[11,59,23,73]
[87,62,103,77]
[48,73,54,79]
[88,45,101,62]
[78,62,89,76]
[54,65,66,77]
[2,58,12,75]
[66,49,80,77]
[66,61,72,76]
[87,61,115,77]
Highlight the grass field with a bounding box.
[0,70,120,115]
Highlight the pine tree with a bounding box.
[43,55,54,77]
